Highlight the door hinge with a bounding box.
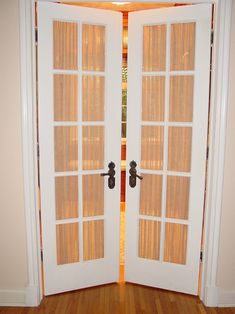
[206,146,209,160]
[35,28,38,44]
[211,30,214,46]
[37,143,40,161]
[200,251,203,262]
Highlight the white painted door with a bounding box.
[38,2,122,295]
[125,4,212,295]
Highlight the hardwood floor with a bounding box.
[1,282,235,314]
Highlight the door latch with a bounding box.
[129,160,143,188]
[101,162,116,189]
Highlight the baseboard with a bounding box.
[0,289,26,307]
[202,285,219,307]
[218,289,235,307]
[0,285,40,307]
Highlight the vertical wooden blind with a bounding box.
[54,126,78,172]
[83,175,104,217]
[83,220,104,261]
[166,176,190,220]
[140,174,162,217]
[82,24,105,71]
[167,127,192,172]
[141,126,164,170]
[169,75,194,122]
[82,126,104,170]
[56,223,80,265]
[142,76,165,121]
[143,24,166,71]
[170,22,196,71]
[55,176,79,220]
[53,21,78,70]
[54,74,78,121]
[82,75,105,121]
[139,219,161,260]
[164,223,188,264]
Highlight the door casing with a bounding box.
[19,0,233,307]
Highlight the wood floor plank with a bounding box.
[1,283,235,314]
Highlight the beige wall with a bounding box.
[217,1,235,290]
[0,0,28,289]
[0,0,234,298]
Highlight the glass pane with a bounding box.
[143,24,166,71]
[166,176,190,220]
[55,176,78,220]
[82,76,104,121]
[53,21,78,70]
[139,219,161,260]
[164,223,188,265]
[142,76,165,121]
[54,74,78,121]
[122,90,127,111]
[83,174,104,217]
[122,105,127,122]
[169,76,194,122]
[170,22,196,71]
[140,174,162,217]
[82,126,104,170]
[141,126,164,170]
[83,220,104,261]
[56,223,79,265]
[168,127,192,172]
[122,123,127,138]
[82,24,105,71]
[54,126,78,172]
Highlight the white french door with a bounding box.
[125,4,212,295]
[38,1,212,297]
[38,2,122,295]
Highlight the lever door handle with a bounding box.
[101,162,116,189]
[129,160,143,188]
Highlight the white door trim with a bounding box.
[200,0,233,307]
[19,0,42,306]
[19,0,232,307]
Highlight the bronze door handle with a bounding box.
[101,162,116,189]
[129,160,143,188]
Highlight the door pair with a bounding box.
[38,2,212,296]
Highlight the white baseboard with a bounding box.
[202,286,235,307]
[0,289,26,307]
[0,285,40,307]
[202,285,219,307]
[218,289,235,307]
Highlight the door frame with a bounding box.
[19,0,232,307]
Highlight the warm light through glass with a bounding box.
[112,2,130,5]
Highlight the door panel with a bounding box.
[53,20,78,70]
[143,24,167,71]
[142,76,165,121]
[125,4,211,295]
[38,2,122,295]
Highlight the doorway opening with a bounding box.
[36,1,213,296]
